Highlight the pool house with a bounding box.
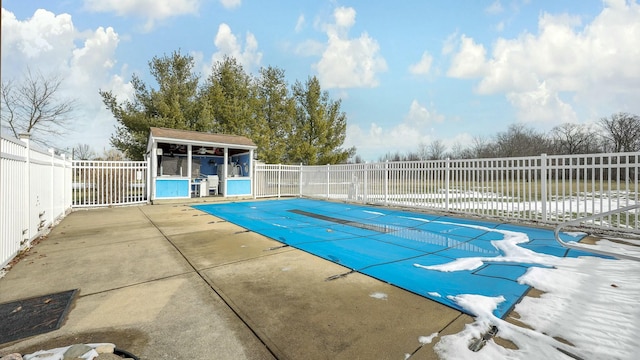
[146,127,257,201]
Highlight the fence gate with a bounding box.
[72,160,149,208]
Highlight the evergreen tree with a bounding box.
[102,51,354,163]
[101,50,201,160]
[253,66,296,163]
[290,76,354,165]
[201,56,254,137]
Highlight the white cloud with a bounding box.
[333,6,356,29]
[447,35,487,79]
[441,32,459,56]
[1,8,75,70]
[447,1,640,125]
[295,14,305,33]
[1,8,129,151]
[406,100,445,126]
[344,100,445,160]
[314,6,387,89]
[105,73,135,103]
[70,27,120,86]
[345,122,427,161]
[208,23,262,73]
[506,82,578,124]
[84,0,200,31]
[219,0,241,10]
[409,52,433,76]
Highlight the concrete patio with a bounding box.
[0,201,472,359]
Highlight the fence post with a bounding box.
[252,162,256,199]
[445,157,451,211]
[147,157,152,203]
[384,161,389,206]
[363,162,368,204]
[299,163,303,198]
[541,153,548,222]
[49,148,55,225]
[277,164,282,199]
[62,154,67,212]
[326,164,330,199]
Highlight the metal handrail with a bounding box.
[554,204,640,261]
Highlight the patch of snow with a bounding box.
[400,216,432,223]
[419,223,640,359]
[415,257,485,272]
[369,292,388,300]
[563,231,587,238]
[589,239,640,257]
[447,294,505,318]
[413,223,566,272]
[419,332,439,344]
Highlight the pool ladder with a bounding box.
[554,204,640,261]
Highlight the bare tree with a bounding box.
[449,142,474,159]
[428,140,447,160]
[599,112,640,152]
[73,144,96,160]
[405,151,421,161]
[417,142,429,160]
[550,123,600,154]
[379,151,405,162]
[495,124,552,157]
[1,68,75,146]
[470,136,496,158]
[96,148,126,161]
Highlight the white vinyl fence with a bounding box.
[253,163,302,198]
[255,152,639,233]
[72,160,149,208]
[1,134,72,268]
[2,144,637,268]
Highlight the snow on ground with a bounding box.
[417,224,640,360]
[579,237,640,259]
[369,292,388,300]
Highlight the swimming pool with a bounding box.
[194,198,597,318]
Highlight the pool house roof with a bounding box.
[148,127,257,149]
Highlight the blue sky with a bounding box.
[2,0,639,160]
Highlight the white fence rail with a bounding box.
[72,160,149,208]
[255,152,639,233]
[1,134,72,268]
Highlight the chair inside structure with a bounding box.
[207,175,219,195]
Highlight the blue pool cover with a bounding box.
[193,198,598,318]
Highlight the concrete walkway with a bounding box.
[0,202,472,359]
